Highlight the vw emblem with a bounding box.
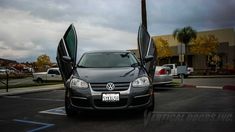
[106,82,115,91]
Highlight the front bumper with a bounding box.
[153,75,173,85]
[67,83,153,110]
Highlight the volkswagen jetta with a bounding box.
[56,24,156,116]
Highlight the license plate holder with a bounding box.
[102,93,120,102]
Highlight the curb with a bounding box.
[196,86,222,89]
[180,84,196,88]
[189,75,235,78]
[174,75,235,79]
[0,85,64,97]
[180,84,235,91]
[223,85,235,91]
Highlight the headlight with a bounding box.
[70,78,88,89]
[132,77,150,87]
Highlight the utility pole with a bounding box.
[141,0,148,30]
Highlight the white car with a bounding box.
[33,68,62,83]
[153,66,173,85]
[162,64,194,77]
[0,67,14,75]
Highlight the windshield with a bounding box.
[78,52,138,68]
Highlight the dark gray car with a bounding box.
[56,24,156,116]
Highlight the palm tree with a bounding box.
[173,26,197,66]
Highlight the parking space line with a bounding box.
[3,96,21,98]
[39,107,66,116]
[13,119,54,132]
[196,86,223,89]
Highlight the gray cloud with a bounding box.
[0,0,234,62]
[148,0,235,34]
[0,0,141,32]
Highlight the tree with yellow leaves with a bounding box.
[190,34,219,55]
[153,37,172,65]
[35,54,52,72]
[190,34,220,71]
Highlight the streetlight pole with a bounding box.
[141,0,148,30]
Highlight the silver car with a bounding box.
[153,66,173,85]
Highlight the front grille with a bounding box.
[90,82,130,91]
[94,98,128,107]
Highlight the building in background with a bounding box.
[130,28,235,74]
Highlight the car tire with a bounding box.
[148,94,155,111]
[65,93,77,117]
[143,95,154,126]
[37,78,43,83]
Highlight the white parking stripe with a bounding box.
[196,86,223,89]
[39,107,66,116]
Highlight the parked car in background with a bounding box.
[153,66,173,85]
[0,67,20,75]
[33,68,62,83]
[22,67,34,73]
[0,67,7,75]
[162,64,194,77]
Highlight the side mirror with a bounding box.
[144,55,154,62]
[62,56,72,63]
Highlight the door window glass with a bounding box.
[64,25,77,62]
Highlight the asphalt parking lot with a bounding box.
[0,87,234,132]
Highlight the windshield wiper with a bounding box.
[77,65,88,68]
[120,53,130,58]
[120,63,138,77]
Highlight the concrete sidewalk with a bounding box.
[175,75,235,79]
[0,84,64,97]
[181,84,235,91]
[174,75,235,91]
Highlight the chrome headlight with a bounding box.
[132,77,150,87]
[70,78,88,89]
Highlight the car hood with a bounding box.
[76,67,145,83]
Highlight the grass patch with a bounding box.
[0,82,63,89]
[171,81,180,85]
[0,74,32,79]
[166,81,181,88]
[154,81,181,88]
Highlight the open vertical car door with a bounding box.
[56,24,78,81]
[138,24,150,65]
[137,24,157,79]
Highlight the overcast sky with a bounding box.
[0,0,234,62]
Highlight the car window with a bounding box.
[48,70,55,74]
[163,64,173,69]
[54,70,60,75]
[78,52,138,68]
[48,70,60,75]
[64,25,77,63]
